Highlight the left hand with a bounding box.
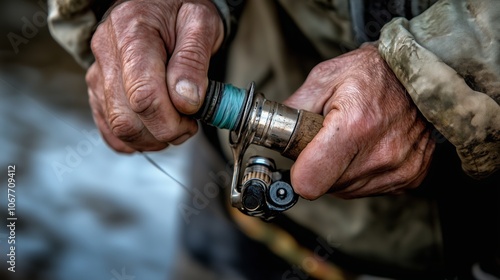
[86,0,224,153]
[283,43,435,199]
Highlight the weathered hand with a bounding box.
[283,43,435,199]
[86,0,224,152]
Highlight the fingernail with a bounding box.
[175,79,200,106]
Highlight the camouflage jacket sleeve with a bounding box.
[47,0,98,68]
[47,0,234,69]
[378,0,500,179]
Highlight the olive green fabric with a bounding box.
[378,0,500,178]
[47,0,96,68]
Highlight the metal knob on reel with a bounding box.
[240,156,298,220]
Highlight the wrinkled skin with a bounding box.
[283,43,435,199]
[86,0,434,199]
[86,0,224,152]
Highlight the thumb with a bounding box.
[291,111,356,200]
[167,3,224,115]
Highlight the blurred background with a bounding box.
[7,1,498,280]
[0,1,230,279]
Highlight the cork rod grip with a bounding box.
[281,110,325,160]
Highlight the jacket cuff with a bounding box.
[378,12,500,178]
[47,0,97,68]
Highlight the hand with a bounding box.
[283,43,435,199]
[86,0,224,152]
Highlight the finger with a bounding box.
[334,130,435,199]
[166,2,224,115]
[90,93,135,153]
[92,23,171,151]
[399,128,436,189]
[86,64,135,153]
[106,5,197,146]
[290,110,358,200]
[331,118,416,189]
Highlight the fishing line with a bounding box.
[211,83,246,130]
[141,152,193,194]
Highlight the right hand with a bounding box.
[86,0,224,152]
[283,44,435,199]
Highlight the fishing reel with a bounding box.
[237,156,297,220]
[225,81,324,221]
[196,80,324,220]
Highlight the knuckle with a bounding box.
[111,1,165,39]
[310,61,332,80]
[174,43,209,72]
[85,69,93,85]
[394,162,422,188]
[108,113,142,142]
[110,0,132,15]
[109,1,142,23]
[312,58,342,79]
[120,13,145,35]
[191,2,214,17]
[382,149,405,169]
[127,81,157,115]
[365,150,399,172]
[85,64,99,86]
[90,34,99,53]
[368,136,408,170]
[90,28,108,57]
[390,145,407,165]
[406,157,425,180]
[90,25,119,65]
[375,155,394,170]
[111,3,164,53]
[180,2,218,26]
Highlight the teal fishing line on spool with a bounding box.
[212,84,246,130]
